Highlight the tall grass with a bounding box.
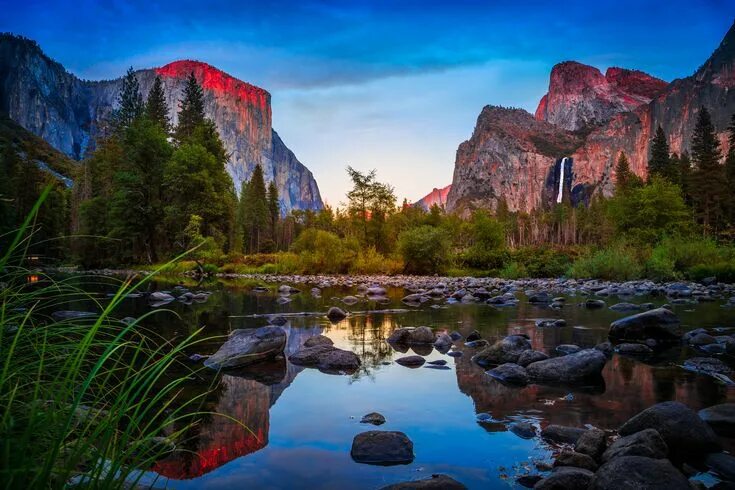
[0,188,217,489]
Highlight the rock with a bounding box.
[510,421,537,439]
[464,340,488,349]
[536,319,567,328]
[528,292,553,304]
[360,412,386,425]
[608,308,681,341]
[601,429,668,462]
[610,302,641,312]
[619,401,720,458]
[689,332,717,345]
[706,452,735,482]
[553,450,598,471]
[487,363,529,386]
[472,335,531,367]
[449,331,463,341]
[303,335,333,348]
[427,359,447,366]
[342,295,360,305]
[204,326,286,370]
[387,327,435,344]
[541,425,587,445]
[699,403,735,436]
[516,474,543,488]
[518,350,549,367]
[594,341,614,356]
[149,291,175,302]
[466,330,482,342]
[267,315,288,326]
[289,344,361,373]
[556,344,581,355]
[366,286,387,296]
[379,474,467,490]
[433,333,453,350]
[534,466,594,490]
[616,343,653,355]
[575,428,606,460]
[584,299,606,309]
[326,306,348,321]
[278,285,300,294]
[395,355,426,367]
[589,456,690,490]
[350,430,414,465]
[682,357,733,377]
[526,349,607,385]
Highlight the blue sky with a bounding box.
[1,0,732,205]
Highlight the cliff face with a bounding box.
[447,21,735,214]
[415,184,451,209]
[0,35,323,212]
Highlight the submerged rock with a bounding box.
[608,308,681,341]
[51,310,97,321]
[526,349,607,385]
[204,326,286,370]
[379,474,467,489]
[472,335,531,367]
[350,430,414,465]
[326,306,348,321]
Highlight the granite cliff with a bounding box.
[415,184,451,209]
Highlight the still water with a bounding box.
[71,278,735,488]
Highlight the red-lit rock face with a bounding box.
[535,61,667,131]
[415,184,451,209]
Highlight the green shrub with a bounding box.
[461,211,507,269]
[397,225,450,274]
[568,245,643,280]
[499,261,528,279]
[644,253,678,281]
[290,229,358,273]
[510,247,576,278]
[688,262,735,282]
[349,247,402,275]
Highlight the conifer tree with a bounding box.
[113,67,144,132]
[174,72,206,144]
[648,125,671,181]
[242,165,269,252]
[145,75,170,132]
[615,152,639,192]
[267,180,280,241]
[677,151,693,205]
[690,107,725,234]
[725,113,735,227]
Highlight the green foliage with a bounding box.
[289,228,359,273]
[461,210,506,269]
[145,75,170,132]
[648,125,674,181]
[112,67,144,133]
[397,225,450,274]
[568,244,643,280]
[509,247,576,278]
[690,107,726,234]
[345,166,396,251]
[174,72,206,144]
[614,151,642,192]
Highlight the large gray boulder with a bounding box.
[699,403,735,436]
[387,327,435,344]
[472,335,531,367]
[601,428,668,462]
[487,363,529,386]
[534,466,593,490]
[589,456,690,490]
[526,349,607,385]
[379,474,467,490]
[619,401,720,458]
[289,343,361,373]
[204,326,286,370]
[350,430,414,465]
[608,308,681,341]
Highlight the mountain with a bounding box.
[415,184,451,209]
[446,21,735,215]
[0,34,322,213]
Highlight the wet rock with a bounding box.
[616,343,653,355]
[350,430,414,465]
[447,351,463,358]
[601,429,668,462]
[526,349,607,385]
[528,292,553,304]
[556,344,581,355]
[360,412,386,425]
[449,331,463,341]
[689,332,717,346]
[464,339,488,349]
[541,425,587,445]
[589,456,690,490]
[326,306,348,321]
[706,452,735,482]
[402,293,425,305]
[149,291,175,302]
[466,330,482,342]
[366,286,387,296]
[433,333,453,351]
[276,296,292,305]
[594,341,614,356]
[395,355,426,367]
[518,350,549,367]
[554,449,598,471]
[575,428,607,460]
[278,284,300,294]
[682,357,733,377]
[509,421,537,439]
[472,335,531,367]
[699,403,735,436]
[584,299,606,309]
[342,295,360,305]
[267,315,288,326]
[535,319,567,328]
[608,308,681,341]
[516,474,543,488]
[204,326,286,370]
[427,359,447,366]
[387,326,435,344]
[303,335,334,348]
[619,401,720,458]
[379,474,467,489]
[487,363,528,386]
[534,466,594,490]
[609,302,641,312]
[289,344,361,373]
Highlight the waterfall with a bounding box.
[556,157,567,204]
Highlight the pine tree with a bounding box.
[690,107,725,234]
[677,151,693,205]
[615,152,639,192]
[267,181,280,242]
[174,72,206,144]
[145,75,170,132]
[726,113,735,227]
[242,165,268,253]
[648,125,671,181]
[113,67,144,132]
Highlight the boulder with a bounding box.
[553,450,598,471]
[387,327,435,344]
[584,299,606,309]
[472,335,531,367]
[601,428,668,462]
[395,355,426,367]
[509,421,537,439]
[699,403,735,436]
[609,303,641,312]
[535,319,566,328]
[619,401,720,458]
[360,412,386,425]
[326,306,348,321]
[433,333,453,351]
[526,349,607,385]
[575,428,607,461]
[534,466,593,490]
[518,350,549,367]
[541,425,587,445]
[608,308,681,341]
[289,343,361,373]
[706,452,735,482]
[149,291,175,302]
[204,327,286,370]
[528,292,553,304]
[589,456,690,490]
[487,363,529,386]
[379,474,467,490]
[556,344,581,355]
[682,357,733,377]
[466,330,482,342]
[616,343,653,355]
[303,335,333,348]
[350,430,414,465]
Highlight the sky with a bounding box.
[1,0,732,206]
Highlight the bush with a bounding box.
[349,247,403,275]
[499,261,528,279]
[397,225,450,274]
[568,245,643,280]
[461,211,506,269]
[510,247,576,278]
[290,229,358,273]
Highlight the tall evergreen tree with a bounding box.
[241,165,269,253]
[690,107,725,234]
[726,113,735,227]
[174,73,206,144]
[113,67,144,132]
[648,125,671,181]
[267,180,280,241]
[615,152,638,192]
[145,75,170,132]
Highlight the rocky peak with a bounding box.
[535,61,667,131]
[415,184,451,210]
